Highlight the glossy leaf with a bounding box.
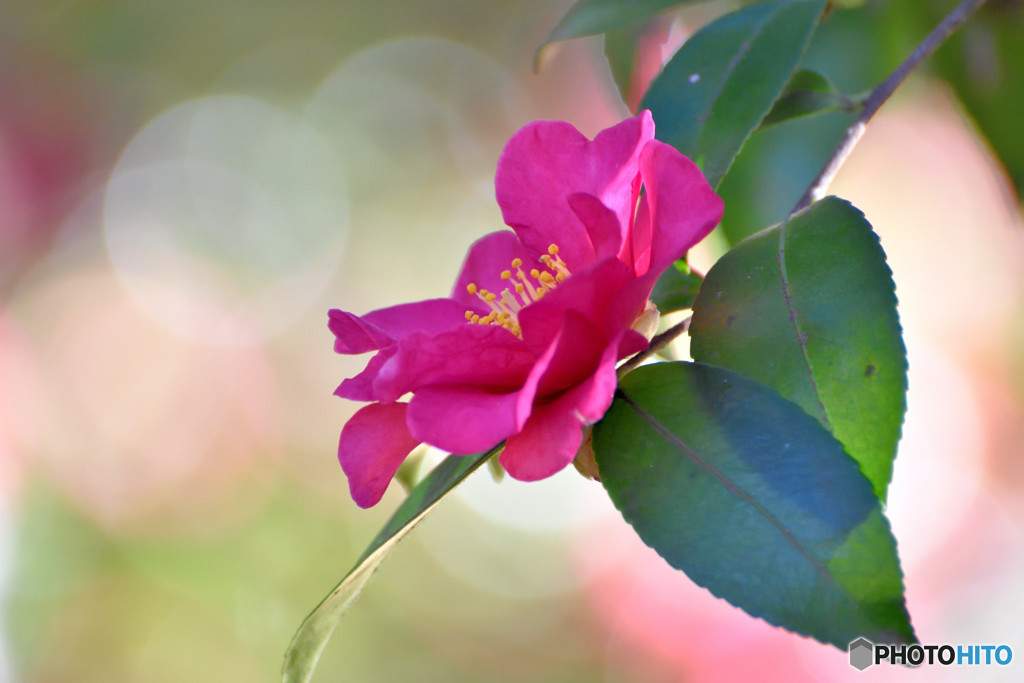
[282,448,496,683]
[650,259,703,313]
[641,0,827,188]
[689,197,906,501]
[761,69,859,127]
[713,0,922,246]
[594,361,915,648]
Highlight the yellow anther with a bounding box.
[462,242,572,339]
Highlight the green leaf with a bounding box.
[594,361,915,648]
[282,448,496,683]
[934,2,1024,199]
[542,0,693,47]
[689,197,906,501]
[761,69,859,127]
[641,0,828,188]
[650,259,703,313]
[603,23,643,110]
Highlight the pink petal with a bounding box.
[362,298,473,339]
[329,309,392,354]
[567,193,624,262]
[404,312,567,452]
[450,230,539,311]
[373,324,536,401]
[499,398,585,481]
[617,328,650,360]
[329,299,470,355]
[337,402,421,508]
[637,139,723,276]
[499,332,622,481]
[517,258,634,353]
[532,310,607,398]
[404,311,609,456]
[334,348,395,401]
[495,112,654,271]
[407,386,524,454]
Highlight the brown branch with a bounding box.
[617,316,691,379]
[791,0,990,214]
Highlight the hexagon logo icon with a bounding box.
[849,637,874,671]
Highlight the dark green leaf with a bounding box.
[689,197,906,501]
[714,0,924,247]
[761,69,859,127]
[934,1,1024,199]
[641,0,828,188]
[282,448,496,683]
[542,0,693,48]
[650,259,703,313]
[594,361,915,648]
[603,23,643,110]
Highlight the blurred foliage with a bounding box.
[932,0,1024,197]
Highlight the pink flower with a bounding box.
[329,111,722,507]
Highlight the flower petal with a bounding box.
[334,348,395,401]
[567,193,623,262]
[532,310,607,397]
[373,324,536,401]
[517,258,633,353]
[637,139,724,276]
[450,230,539,310]
[329,299,471,355]
[329,309,391,354]
[362,298,473,339]
[337,402,421,508]
[496,112,654,270]
[407,386,523,454]
[499,331,622,481]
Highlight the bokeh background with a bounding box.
[1,1,1023,681]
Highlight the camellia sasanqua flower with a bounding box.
[329,110,723,508]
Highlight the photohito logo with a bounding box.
[849,637,1013,670]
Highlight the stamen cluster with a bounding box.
[464,244,570,338]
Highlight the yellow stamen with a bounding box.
[464,244,572,338]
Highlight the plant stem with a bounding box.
[621,0,988,375]
[791,0,990,214]
[617,316,691,378]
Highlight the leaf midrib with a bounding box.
[618,386,836,587]
[776,215,834,431]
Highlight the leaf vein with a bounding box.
[776,218,833,431]
[618,387,835,584]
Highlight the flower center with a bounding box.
[464,243,571,338]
